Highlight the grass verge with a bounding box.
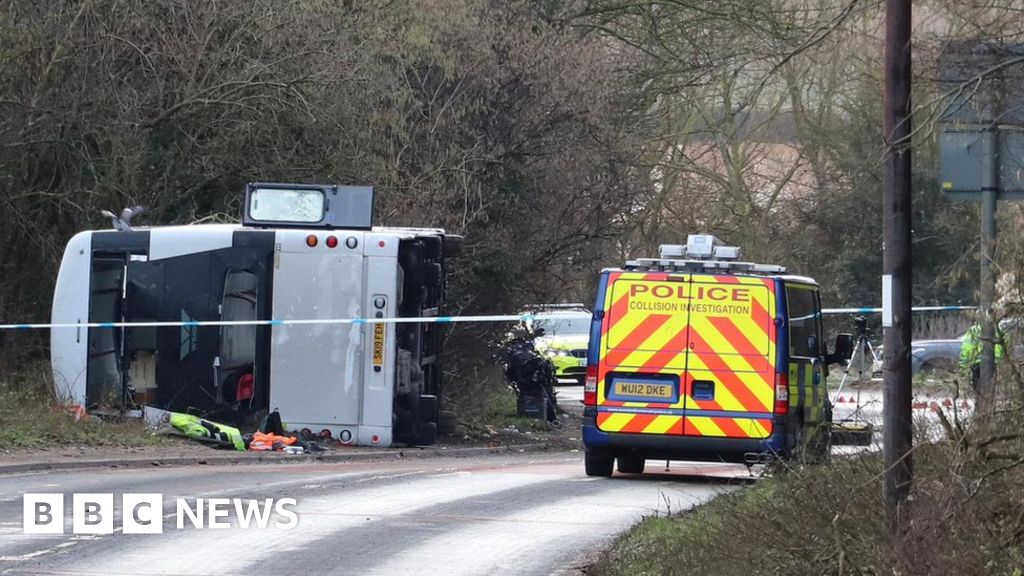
[0,364,170,449]
[590,428,1024,576]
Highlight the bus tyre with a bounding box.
[423,262,442,288]
[585,451,614,477]
[617,455,645,474]
[443,234,464,258]
[421,235,443,260]
[415,422,437,446]
[419,394,439,423]
[438,409,459,435]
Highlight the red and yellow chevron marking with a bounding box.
[596,271,778,440]
[597,272,682,409]
[605,275,688,366]
[596,412,683,435]
[684,416,773,438]
[596,412,772,438]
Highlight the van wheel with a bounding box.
[788,425,809,464]
[798,419,831,464]
[617,455,645,474]
[817,405,834,463]
[584,452,614,477]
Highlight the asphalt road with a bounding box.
[0,452,749,576]
[555,383,584,405]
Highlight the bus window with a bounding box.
[219,270,258,403]
[87,256,126,408]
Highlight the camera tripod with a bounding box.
[831,316,880,415]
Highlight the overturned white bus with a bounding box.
[50,183,461,447]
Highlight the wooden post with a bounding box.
[882,0,913,533]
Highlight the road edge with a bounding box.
[0,443,556,475]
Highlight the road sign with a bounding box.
[940,127,1024,200]
[937,41,1024,199]
[936,40,1024,415]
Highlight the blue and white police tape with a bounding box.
[0,313,574,331]
[821,305,976,315]
[0,306,977,331]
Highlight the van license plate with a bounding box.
[612,381,673,401]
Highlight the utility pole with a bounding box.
[977,120,999,414]
[882,0,913,532]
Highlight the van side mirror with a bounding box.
[827,333,854,365]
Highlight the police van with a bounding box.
[582,235,852,476]
[50,183,461,447]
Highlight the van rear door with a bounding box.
[596,272,690,435]
[784,282,827,433]
[682,275,777,439]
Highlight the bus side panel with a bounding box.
[596,272,688,436]
[149,227,234,261]
[682,275,776,440]
[269,233,364,435]
[51,231,93,407]
[359,235,400,447]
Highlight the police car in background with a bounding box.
[522,304,592,385]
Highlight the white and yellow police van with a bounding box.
[582,235,852,476]
[50,183,461,447]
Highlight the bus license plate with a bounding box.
[373,324,386,366]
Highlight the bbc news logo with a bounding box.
[23,494,298,534]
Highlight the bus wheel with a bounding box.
[617,454,645,474]
[438,409,458,435]
[415,422,437,446]
[584,451,614,477]
[419,394,439,423]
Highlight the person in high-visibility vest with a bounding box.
[959,323,1007,392]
